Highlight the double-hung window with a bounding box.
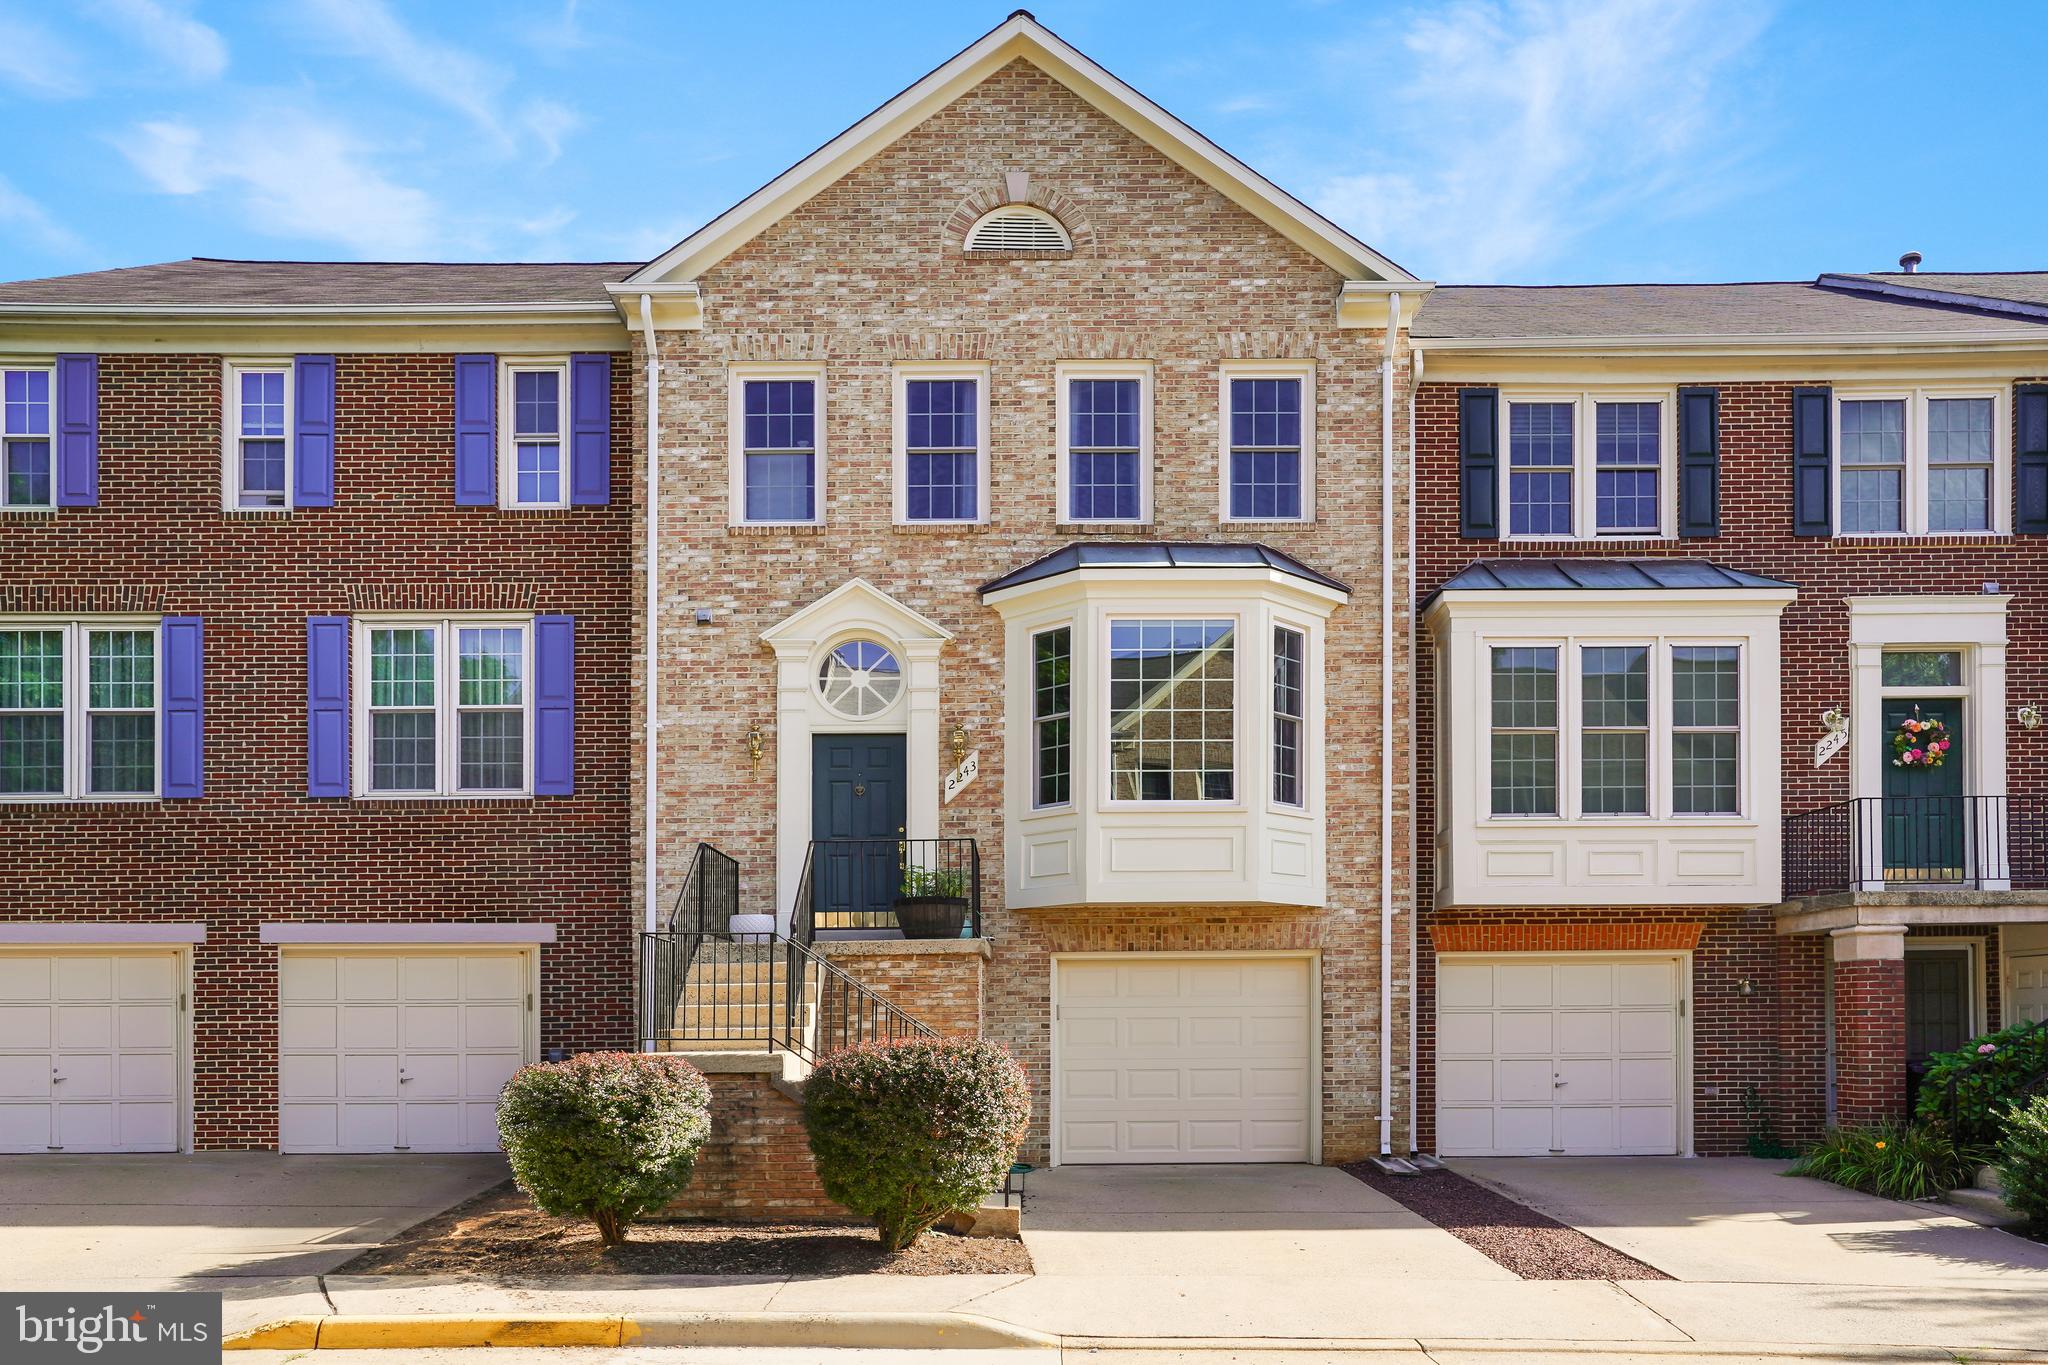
[1580,646,1649,815]
[1107,618,1234,802]
[1502,392,1671,539]
[1836,390,2003,535]
[1272,625,1305,806]
[1059,364,1149,523]
[1222,365,1312,521]
[730,369,822,525]
[503,364,567,509]
[896,369,985,523]
[3,366,54,509]
[1489,647,1559,815]
[0,619,159,800]
[357,619,531,797]
[226,363,291,509]
[1031,626,1071,807]
[1670,646,1740,815]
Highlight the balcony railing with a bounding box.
[1783,796,2048,898]
[793,838,983,939]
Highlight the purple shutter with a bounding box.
[160,617,204,799]
[307,616,351,796]
[294,354,335,507]
[55,354,98,506]
[533,615,574,795]
[453,354,496,505]
[569,353,612,505]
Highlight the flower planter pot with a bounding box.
[893,895,968,940]
[728,913,775,943]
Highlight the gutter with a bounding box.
[639,294,661,933]
[1407,346,1423,1158]
[1378,289,1400,1157]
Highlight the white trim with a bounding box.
[1498,387,1677,542]
[261,923,558,944]
[1,361,57,510]
[221,358,295,512]
[728,362,826,527]
[1048,949,1323,1168]
[497,357,572,510]
[1217,360,1316,525]
[1056,360,1153,526]
[891,362,990,525]
[0,924,206,944]
[0,615,163,803]
[350,615,535,800]
[1830,385,2009,538]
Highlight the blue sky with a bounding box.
[0,1,2042,287]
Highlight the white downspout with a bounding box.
[1379,289,1401,1156]
[639,293,661,933]
[1407,346,1424,1157]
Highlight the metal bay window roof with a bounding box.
[1426,558,1793,604]
[979,541,1350,597]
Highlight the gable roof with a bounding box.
[0,258,630,311]
[623,11,1413,288]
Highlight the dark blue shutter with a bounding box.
[55,354,97,506]
[533,615,574,796]
[294,354,335,507]
[453,355,496,505]
[307,616,350,796]
[1677,386,1721,538]
[160,617,204,799]
[2017,384,2048,536]
[1459,387,1500,539]
[1792,386,1833,537]
[569,353,611,505]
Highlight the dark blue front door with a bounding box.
[812,735,907,930]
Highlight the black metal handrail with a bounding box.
[800,837,983,938]
[640,843,740,1050]
[1943,1018,2048,1131]
[1783,796,2047,897]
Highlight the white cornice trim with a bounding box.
[604,281,700,331]
[1414,329,2048,356]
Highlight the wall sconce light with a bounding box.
[1736,977,1756,998]
[950,726,969,760]
[1819,708,1848,735]
[2020,705,2043,731]
[746,724,765,777]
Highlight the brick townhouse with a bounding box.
[1411,271,2048,1156]
[0,261,639,1151]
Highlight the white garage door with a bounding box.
[0,950,181,1153]
[1438,955,1682,1157]
[2013,953,2048,1026]
[1055,955,1312,1164]
[280,950,529,1154]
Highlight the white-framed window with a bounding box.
[1057,362,1151,524]
[1272,624,1306,806]
[1031,625,1071,808]
[1219,361,1314,523]
[223,361,292,510]
[501,361,569,509]
[1500,390,1674,540]
[1488,638,1744,820]
[0,618,160,801]
[1835,387,2007,536]
[3,365,55,510]
[1106,616,1236,803]
[728,364,824,526]
[354,617,532,798]
[893,364,988,524]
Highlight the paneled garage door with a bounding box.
[0,950,181,1154]
[2012,952,2048,1027]
[1055,955,1312,1164]
[279,950,530,1154]
[1437,954,1682,1157]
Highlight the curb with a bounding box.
[227,1310,1060,1352]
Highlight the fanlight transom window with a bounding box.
[965,205,1071,253]
[817,639,903,717]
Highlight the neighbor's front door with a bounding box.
[1880,696,1964,878]
[811,735,907,931]
[1904,949,1970,1107]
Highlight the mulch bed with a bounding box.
[1343,1162,1668,1281]
[333,1181,1033,1278]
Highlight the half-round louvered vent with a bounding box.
[965,205,1072,252]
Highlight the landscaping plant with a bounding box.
[1915,1021,2048,1147]
[803,1037,1031,1251]
[1787,1121,1978,1201]
[1998,1095,2048,1229]
[497,1051,712,1247]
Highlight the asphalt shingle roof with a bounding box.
[0,258,635,308]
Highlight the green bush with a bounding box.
[1787,1122,1977,1201]
[497,1051,712,1246]
[803,1037,1030,1251]
[1998,1095,2048,1228]
[1915,1022,2048,1146]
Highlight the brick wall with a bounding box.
[1,351,637,1148]
[1834,957,1907,1125]
[819,942,988,1039]
[658,1069,859,1224]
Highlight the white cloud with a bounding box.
[520,98,583,166]
[89,0,228,81]
[1215,94,1274,115]
[1313,0,1771,281]
[0,173,86,256]
[118,110,440,258]
[0,12,89,97]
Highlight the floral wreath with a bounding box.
[1890,709,1951,769]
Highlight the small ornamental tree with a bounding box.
[803,1037,1031,1251]
[497,1051,712,1246]
[1999,1096,2048,1229]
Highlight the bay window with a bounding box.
[1107,618,1235,803]
[1273,625,1305,806]
[1032,626,1071,808]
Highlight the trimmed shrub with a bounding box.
[1998,1095,2048,1229]
[1787,1122,1977,1201]
[1915,1022,2048,1147]
[497,1051,712,1246]
[803,1037,1031,1251]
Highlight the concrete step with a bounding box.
[1976,1164,2005,1194]
[1945,1183,2024,1227]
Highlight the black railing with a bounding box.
[1943,1017,2048,1132]
[798,838,983,937]
[667,841,740,935]
[640,843,741,1050]
[1783,796,2048,897]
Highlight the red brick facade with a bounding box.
[0,350,636,1148]
[1832,957,1907,1125]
